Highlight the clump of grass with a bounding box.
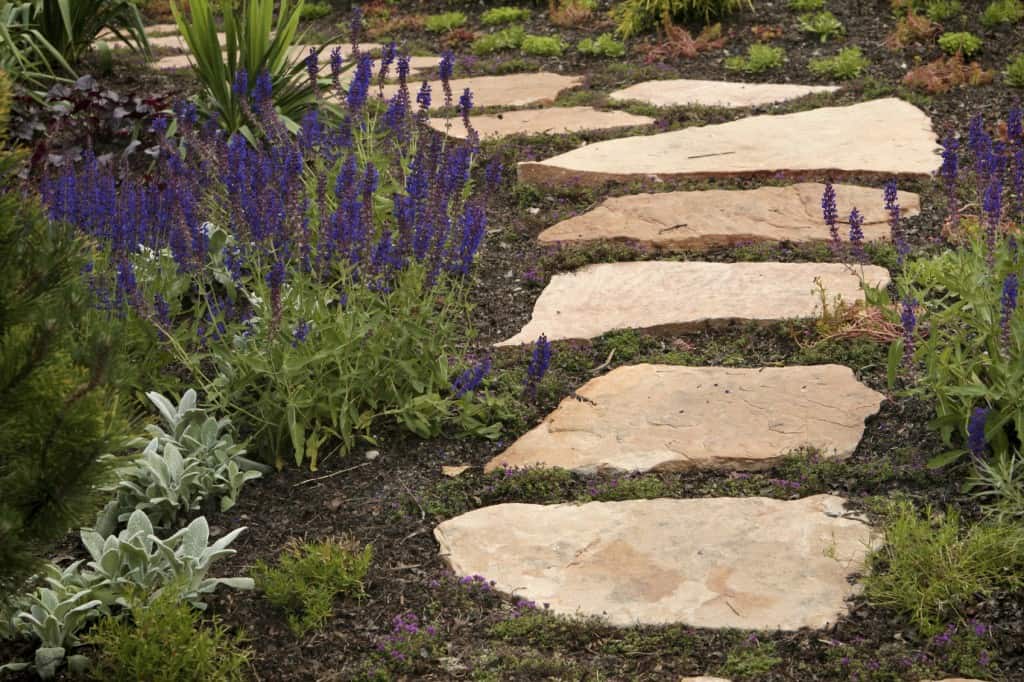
[1006,53,1024,86]
[521,34,567,56]
[724,43,785,72]
[798,10,845,42]
[481,6,531,25]
[577,33,627,57]
[809,46,870,79]
[425,11,468,33]
[924,0,962,21]
[720,640,783,679]
[938,31,983,56]
[252,537,372,636]
[471,25,527,55]
[981,0,1024,26]
[789,0,824,10]
[863,502,1024,636]
[85,589,251,681]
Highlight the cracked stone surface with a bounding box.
[429,106,655,140]
[537,183,921,250]
[609,78,837,108]
[518,98,940,186]
[485,364,885,474]
[380,73,583,109]
[497,261,891,346]
[434,495,876,629]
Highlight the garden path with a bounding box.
[435,76,943,641]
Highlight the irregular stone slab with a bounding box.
[485,364,885,474]
[518,98,940,186]
[497,261,890,346]
[381,73,583,109]
[610,78,837,108]
[151,44,395,72]
[430,106,655,140]
[538,183,920,250]
[434,495,876,629]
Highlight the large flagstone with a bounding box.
[430,106,654,140]
[610,78,838,108]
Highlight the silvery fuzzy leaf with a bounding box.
[80,530,105,562]
[34,647,65,679]
[208,526,247,553]
[211,577,254,591]
[179,389,197,415]
[180,517,210,558]
[125,510,154,540]
[146,392,179,429]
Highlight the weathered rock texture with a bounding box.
[434,495,876,629]
[609,79,837,108]
[485,364,885,473]
[430,107,654,140]
[537,183,921,250]
[497,261,891,346]
[518,98,940,186]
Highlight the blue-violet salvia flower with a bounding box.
[1002,272,1018,348]
[439,51,455,106]
[525,333,552,396]
[452,357,491,398]
[900,297,916,367]
[848,207,865,261]
[822,181,839,252]
[967,407,989,459]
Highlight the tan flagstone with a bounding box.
[430,106,654,140]
[609,78,838,108]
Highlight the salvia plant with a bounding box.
[43,43,510,469]
[96,389,267,533]
[888,109,1024,514]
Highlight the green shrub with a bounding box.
[577,33,627,57]
[252,538,372,635]
[614,0,753,38]
[300,1,331,20]
[33,0,150,65]
[798,10,845,42]
[724,43,784,72]
[481,6,530,25]
[863,502,1024,635]
[981,0,1023,26]
[1005,52,1024,86]
[925,0,962,21]
[938,30,982,56]
[424,11,467,32]
[0,70,128,601]
[85,588,251,682]
[471,25,526,55]
[521,34,566,56]
[789,0,824,10]
[172,0,321,139]
[808,46,869,79]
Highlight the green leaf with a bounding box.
[927,448,967,469]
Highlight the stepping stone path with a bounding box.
[434,495,876,629]
[538,183,921,250]
[497,261,890,345]
[430,106,655,140]
[609,78,838,108]
[518,98,940,186]
[380,73,583,109]
[485,364,885,474]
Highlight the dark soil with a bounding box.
[5,0,1024,680]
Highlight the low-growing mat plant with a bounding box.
[808,46,869,79]
[577,33,627,57]
[925,0,962,21]
[938,30,982,56]
[864,502,1024,635]
[789,0,824,10]
[472,25,526,55]
[798,10,845,42]
[252,538,372,635]
[724,43,785,72]
[299,1,331,20]
[481,6,530,25]
[521,34,566,56]
[424,11,467,33]
[614,0,753,37]
[1006,53,1024,86]
[980,0,1024,26]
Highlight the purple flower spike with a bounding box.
[848,207,865,261]
[439,51,455,107]
[884,179,908,263]
[452,357,491,398]
[1002,273,1018,349]
[822,181,839,253]
[967,407,989,459]
[983,174,1002,266]
[305,47,319,87]
[330,46,343,85]
[524,334,552,397]
[900,297,916,366]
[940,135,960,228]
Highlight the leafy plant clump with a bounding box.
[789,0,824,10]
[424,11,468,33]
[981,0,1024,26]
[44,48,510,470]
[577,33,627,57]
[614,0,753,38]
[300,1,332,20]
[85,588,251,682]
[808,46,869,79]
[925,0,962,21]
[481,6,531,25]
[252,537,372,635]
[471,25,526,55]
[864,502,1024,635]
[903,53,994,92]
[798,10,845,42]
[724,43,784,72]
[1006,53,1024,86]
[521,34,567,56]
[938,30,982,56]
